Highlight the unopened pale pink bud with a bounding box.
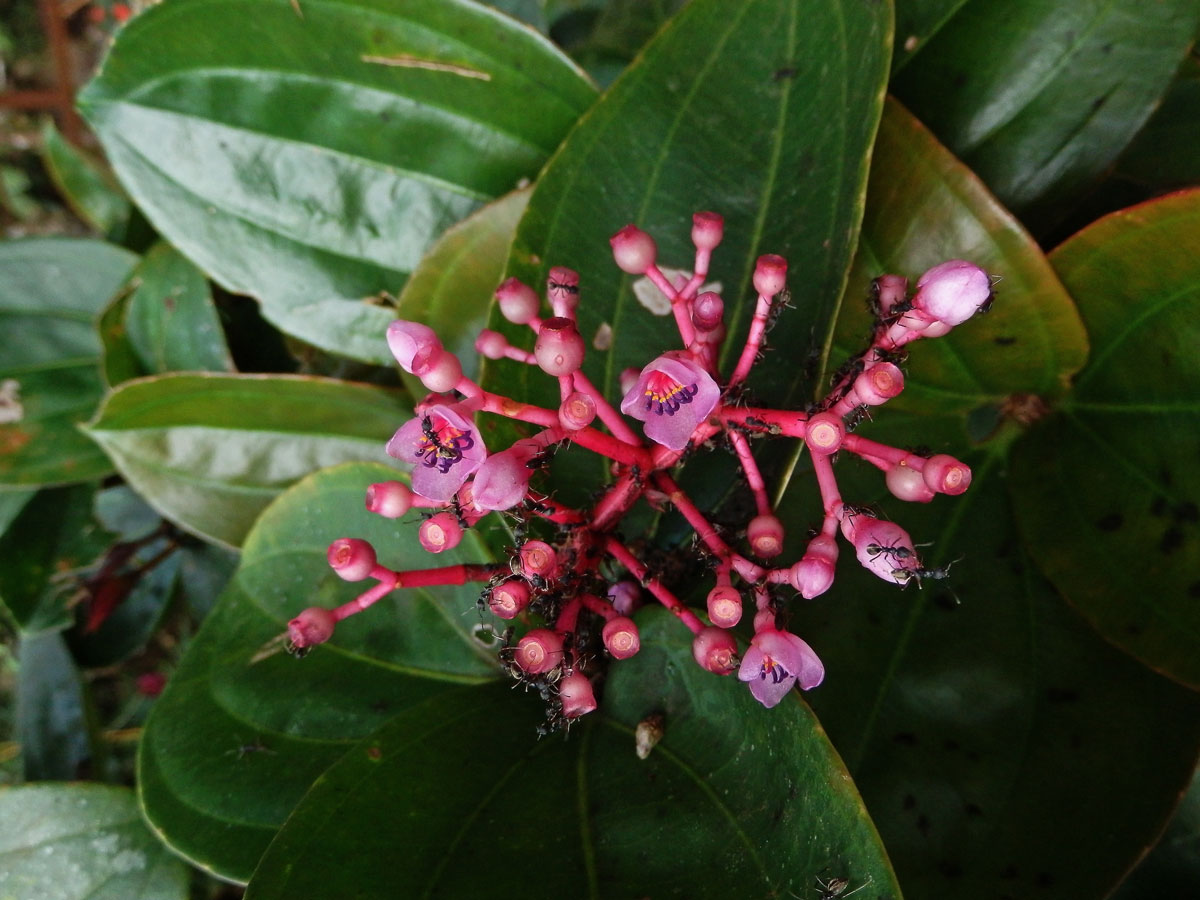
[618,367,640,396]
[923,454,972,495]
[418,349,463,393]
[515,628,563,674]
[752,254,788,297]
[534,317,585,376]
[518,540,557,578]
[692,291,724,332]
[365,481,413,518]
[489,578,532,619]
[602,616,640,659]
[610,225,657,274]
[853,363,904,406]
[692,626,738,675]
[558,671,597,717]
[747,513,785,558]
[475,329,509,360]
[558,391,596,431]
[873,274,908,316]
[607,580,641,616]
[706,585,743,628]
[327,538,376,581]
[913,260,992,327]
[387,320,442,374]
[791,556,835,599]
[472,442,537,511]
[418,512,463,554]
[805,412,845,455]
[691,211,724,251]
[288,606,336,649]
[886,464,935,503]
[852,517,920,584]
[495,278,540,324]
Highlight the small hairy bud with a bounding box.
[327,538,376,581]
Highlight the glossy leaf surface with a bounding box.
[40,120,130,236]
[893,0,1200,225]
[16,631,95,782]
[246,610,899,899]
[83,373,407,547]
[139,463,501,881]
[0,239,137,486]
[0,783,188,899]
[1011,189,1200,688]
[79,0,596,361]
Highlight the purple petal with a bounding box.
[620,352,719,450]
[385,405,486,503]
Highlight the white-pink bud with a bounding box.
[886,464,935,503]
[790,534,839,599]
[602,616,640,659]
[534,317,585,376]
[873,274,908,317]
[610,225,657,274]
[752,254,787,297]
[706,585,743,628]
[805,412,845,455]
[853,363,904,406]
[475,329,509,360]
[691,291,724,332]
[518,540,557,578]
[365,481,413,518]
[489,578,532,619]
[387,320,443,375]
[558,671,597,717]
[327,538,376,581]
[691,211,724,251]
[692,627,738,675]
[747,513,785,558]
[852,517,919,584]
[288,607,336,649]
[418,349,463,393]
[913,260,992,327]
[418,512,463,554]
[495,277,540,324]
[923,454,972,495]
[515,629,563,674]
[558,391,596,431]
[618,367,640,397]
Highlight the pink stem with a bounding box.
[652,472,764,583]
[580,593,617,620]
[842,434,925,470]
[726,428,771,516]
[644,263,697,347]
[604,537,704,634]
[571,369,643,445]
[809,450,843,518]
[718,406,807,438]
[727,292,774,387]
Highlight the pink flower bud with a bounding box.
[534,317,585,376]
[136,672,167,697]
[386,320,442,374]
[752,608,776,633]
[475,329,509,360]
[913,260,992,327]
[610,224,657,274]
[922,454,972,495]
[515,628,563,674]
[747,514,785,558]
[691,211,724,251]
[558,671,597,717]
[805,412,845,455]
[752,254,787,297]
[327,538,376,581]
[618,367,640,396]
[418,512,463,554]
[288,606,337,649]
[790,535,839,598]
[365,481,413,518]
[547,267,581,316]
[558,391,596,431]
[602,616,640,659]
[691,291,724,331]
[872,274,908,317]
[852,517,920,584]
[607,580,642,616]
[692,626,738,675]
[489,578,532,619]
[518,540,557,578]
[495,277,540,324]
[706,585,743,628]
[472,441,538,511]
[418,349,463,393]
[853,363,904,406]
[886,464,935,503]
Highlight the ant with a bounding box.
[893,557,961,589]
[865,540,914,563]
[815,873,873,899]
[547,277,579,295]
[845,405,872,432]
[225,738,276,760]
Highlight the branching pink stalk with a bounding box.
[285,212,993,731]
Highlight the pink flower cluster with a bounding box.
[285,213,992,727]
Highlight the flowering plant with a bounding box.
[1,0,1198,898]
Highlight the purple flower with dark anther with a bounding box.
[386,405,486,502]
[620,351,719,450]
[738,628,824,708]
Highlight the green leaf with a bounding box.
[891,0,968,73]
[245,609,899,899]
[830,98,1088,418]
[1011,189,1200,688]
[0,239,137,487]
[123,242,235,375]
[83,373,409,547]
[892,0,1200,226]
[496,0,892,415]
[79,0,596,363]
[40,119,130,236]
[0,783,188,900]
[1116,53,1200,191]
[0,488,34,539]
[1111,768,1200,900]
[395,186,530,397]
[15,631,94,781]
[139,462,502,881]
[0,484,112,634]
[97,283,145,387]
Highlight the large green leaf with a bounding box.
[1011,189,1200,688]
[0,783,188,900]
[246,609,899,899]
[83,373,408,547]
[15,631,96,781]
[892,0,1200,226]
[79,0,596,363]
[1116,53,1200,191]
[0,238,137,487]
[40,120,130,236]
[139,462,501,881]
[493,0,892,416]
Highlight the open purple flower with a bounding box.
[386,405,487,502]
[619,351,719,450]
[738,628,824,708]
